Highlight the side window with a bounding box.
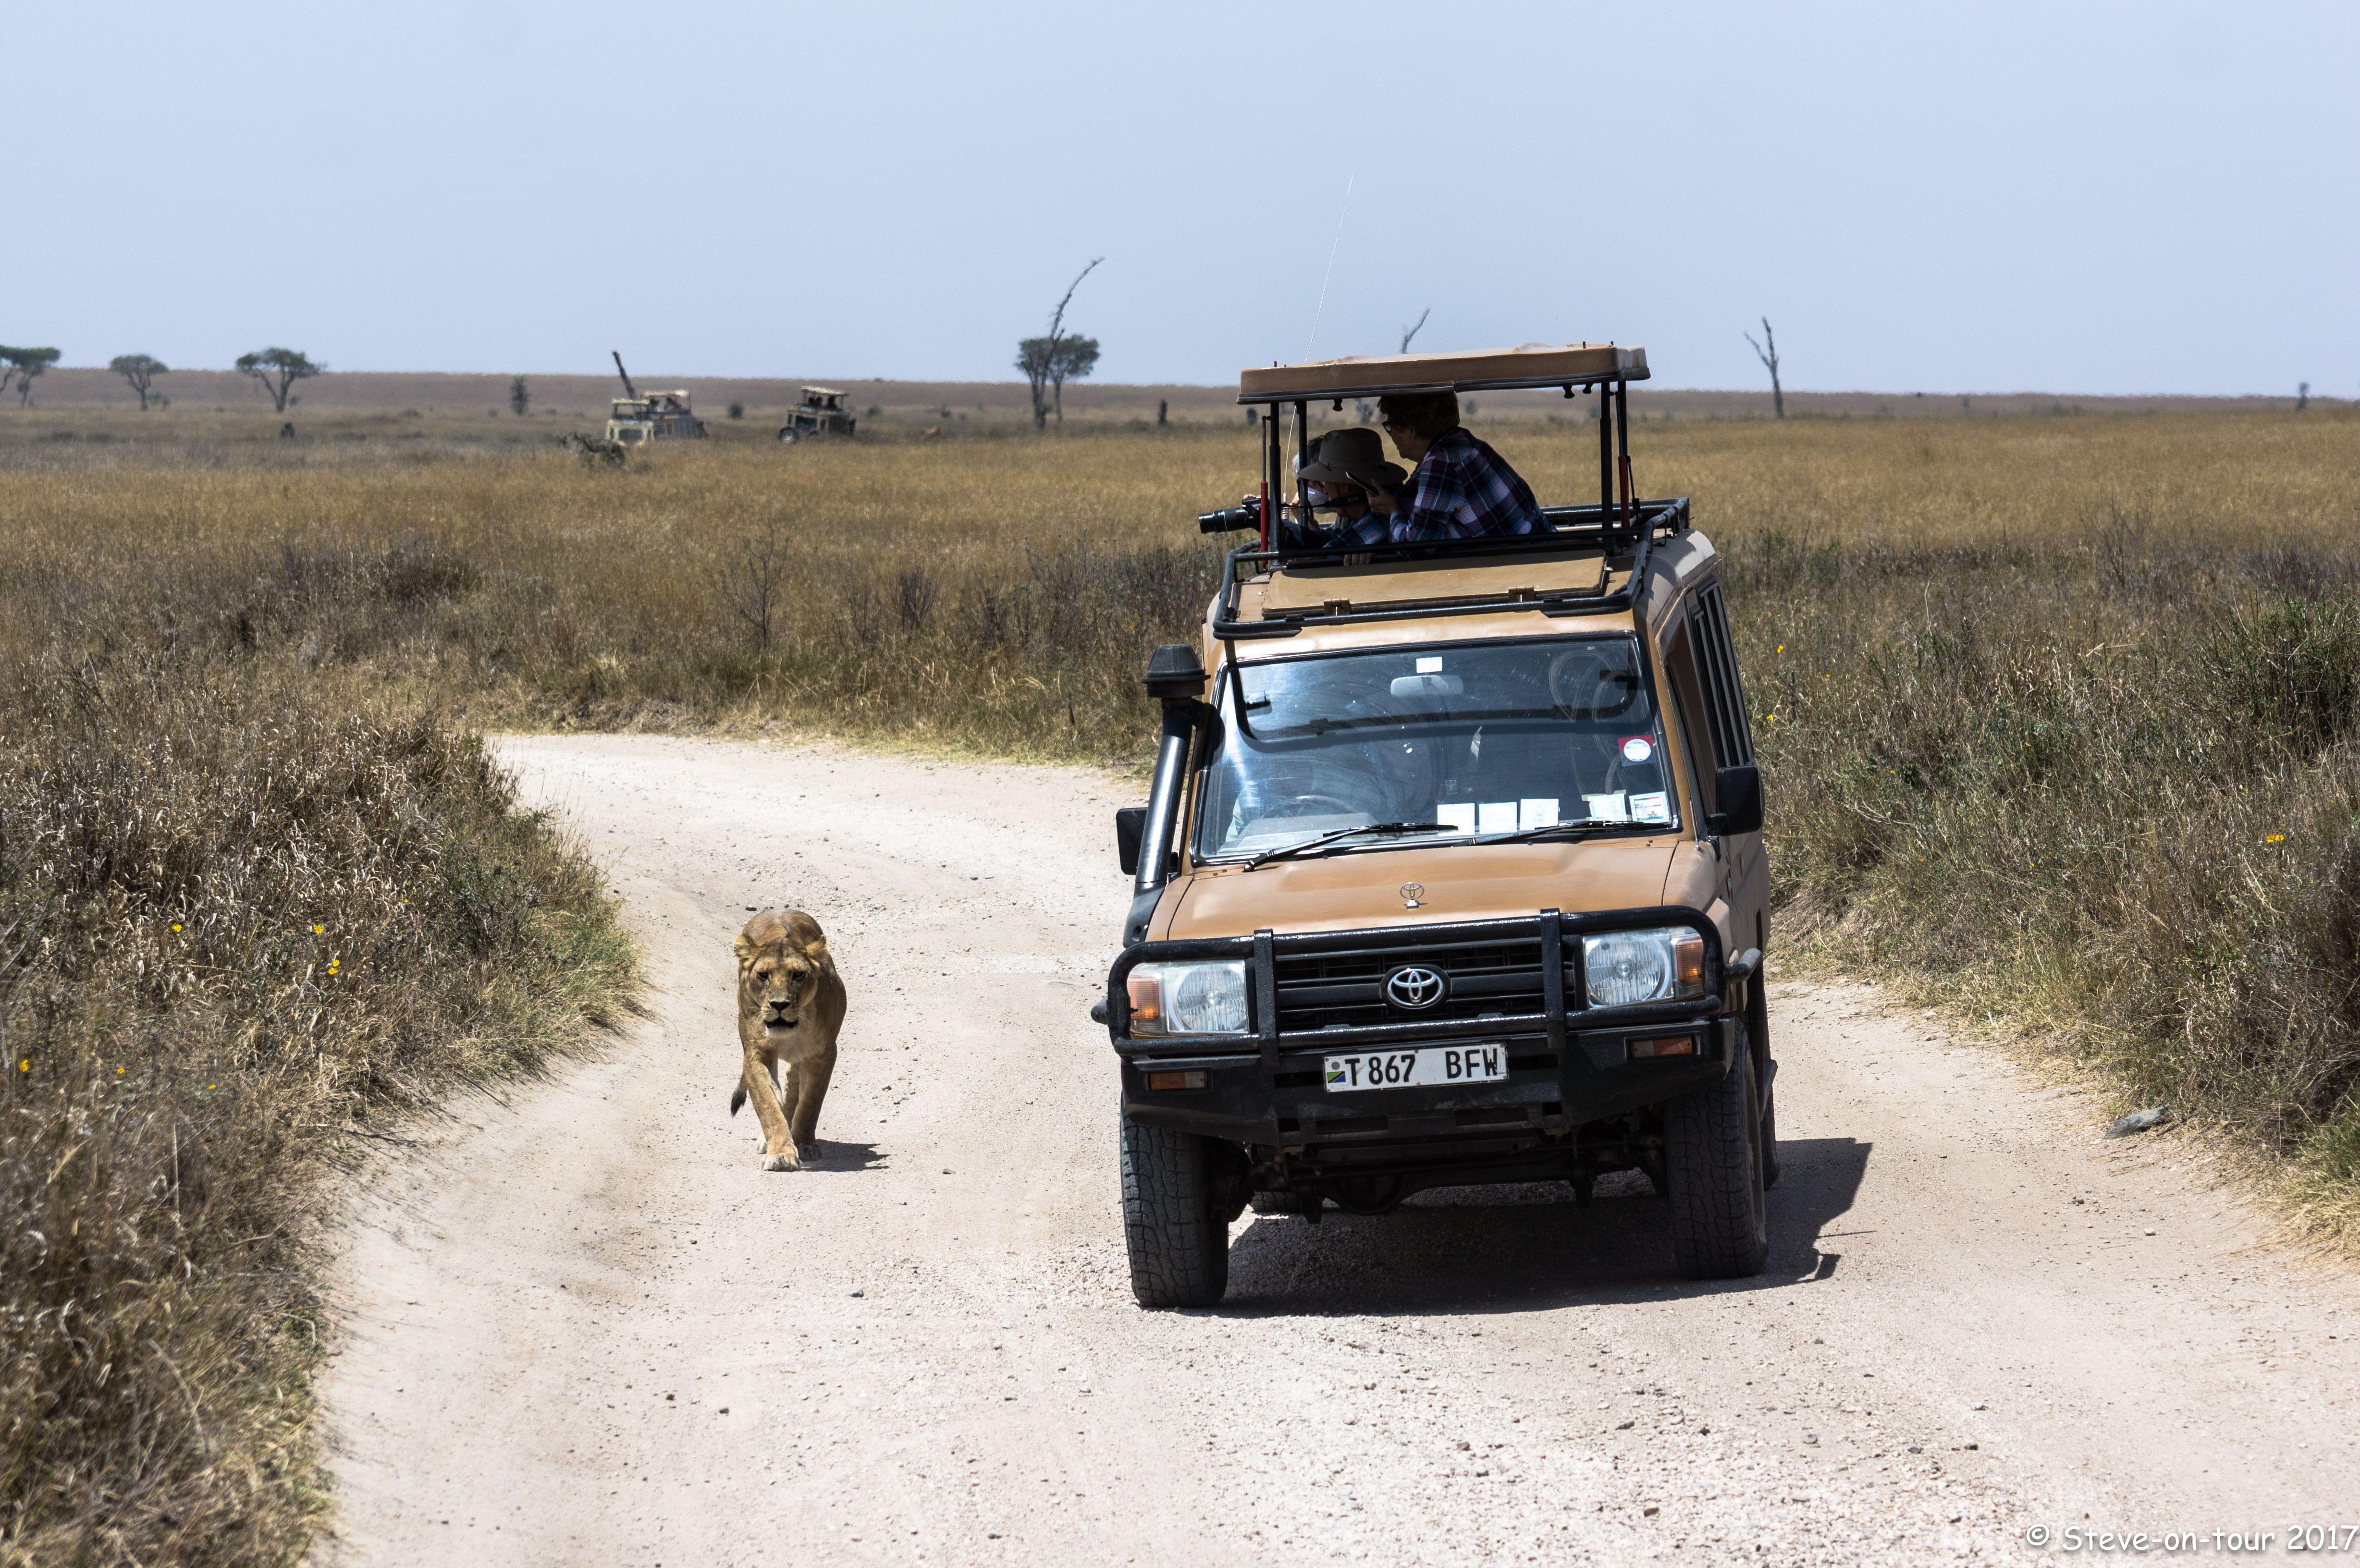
[1687,584,1755,771]
[1660,613,1715,812]
[1660,583,1754,814]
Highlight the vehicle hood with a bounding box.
[1158,837,1683,939]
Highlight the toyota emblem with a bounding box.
[1384,965,1447,1010]
[1400,882,1424,909]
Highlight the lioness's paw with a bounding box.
[761,1149,801,1172]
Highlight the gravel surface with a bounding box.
[316,735,2360,1566]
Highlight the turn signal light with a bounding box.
[1127,974,1161,1021]
[1630,1035,1698,1059]
[1672,932,1705,992]
[1145,1069,1207,1091]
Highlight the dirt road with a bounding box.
[319,735,2360,1566]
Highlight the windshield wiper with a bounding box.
[1243,821,1451,870]
[1480,818,1625,844]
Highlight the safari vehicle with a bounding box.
[1097,343,1773,1308]
[777,386,856,443]
[604,351,706,444]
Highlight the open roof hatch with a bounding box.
[1213,342,1682,639]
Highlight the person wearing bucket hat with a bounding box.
[1277,427,1407,552]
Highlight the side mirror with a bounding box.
[1116,806,1147,876]
[1707,764,1764,836]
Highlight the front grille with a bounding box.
[1274,939,1573,1033]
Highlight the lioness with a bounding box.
[729,908,847,1171]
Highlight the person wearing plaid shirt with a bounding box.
[1361,390,1544,543]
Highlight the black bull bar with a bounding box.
[1102,907,1736,1066]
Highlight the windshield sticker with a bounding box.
[1436,802,1477,834]
[1477,801,1518,835]
[1584,792,1630,823]
[1518,797,1560,831]
[1415,656,1443,674]
[1619,736,1655,764]
[1630,791,1672,824]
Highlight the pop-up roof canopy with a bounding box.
[1238,343,1648,404]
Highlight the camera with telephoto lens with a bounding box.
[1197,494,1264,534]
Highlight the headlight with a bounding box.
[1126,960,1250,1035]
[1583,927,1706,1007]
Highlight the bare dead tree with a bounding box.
[1017,257,1103,429]
[1399,307,1430,354]
[1744,318,1784,419]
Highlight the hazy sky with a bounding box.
[14,1,2356,394]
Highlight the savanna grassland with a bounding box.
[5,403,2360,1561]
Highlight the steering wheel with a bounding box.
[1285,794,1366,817]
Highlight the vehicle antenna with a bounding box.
[1307,174,1353,355]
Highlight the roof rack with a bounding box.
[1239,343,1648,403]
[1232,342,1659,612]
[1212,496,1692,641]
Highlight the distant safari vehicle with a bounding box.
[604,352,706,445]
[779,387,857,443]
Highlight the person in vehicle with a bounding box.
[1277,428,1404,552]
[1361,390,1544,542]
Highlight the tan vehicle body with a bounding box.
[1150,545,1765,949]
[605,390,704,444]
[1106,343,1775,1306]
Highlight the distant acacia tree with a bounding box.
[1015,257,1101,429]
[235,347,323,413]
[509,375,530,416]
[1016,337,1053,425]
[0,346,61,406]
[1744,318,1784,419]
[1048,335,1099,424]
[110,354,169,410]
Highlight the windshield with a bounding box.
[1193,637,1678,862]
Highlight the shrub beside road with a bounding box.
[0,650,631,1563]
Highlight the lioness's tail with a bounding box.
[729,1086,747,1117]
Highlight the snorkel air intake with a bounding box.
[1126,643,1212,943]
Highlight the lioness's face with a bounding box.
[744,947,815,1034]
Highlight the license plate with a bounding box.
[1323,1043,1508,1092]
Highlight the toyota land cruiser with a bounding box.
[1099,343,1773,1308]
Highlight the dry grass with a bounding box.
[0,655,631,1557]
[6,404,2360,1556]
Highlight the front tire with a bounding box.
[1120,1116,1230,1308]
[776,426,800,443]
[1664,1030,1770,1279]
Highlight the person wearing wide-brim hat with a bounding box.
[1278,428,1407,552]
